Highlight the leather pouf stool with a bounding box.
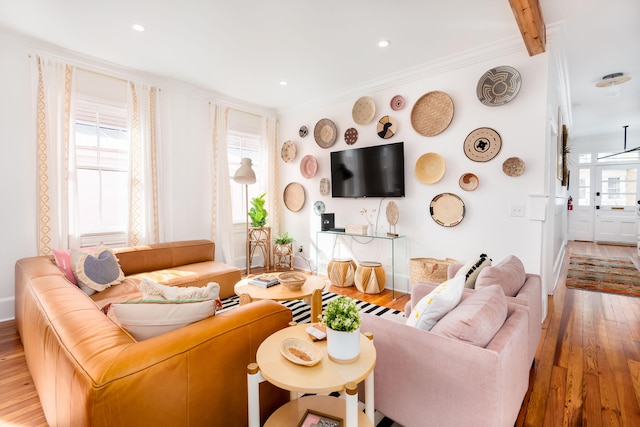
[355,261,386,294]
[327,258,358,287]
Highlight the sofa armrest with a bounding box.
[404,281,440,316]
[448,263,463,278]
[362,303,530,427]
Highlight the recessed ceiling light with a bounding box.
[132,24,145,32]
[279,81,288,86]
[378,40,390,48]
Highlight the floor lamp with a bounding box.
[233,158,256,275]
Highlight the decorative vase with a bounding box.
[326,327,360,364]
[367,224,374,235]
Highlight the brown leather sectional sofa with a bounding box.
[14,240,291,426]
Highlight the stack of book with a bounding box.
[249,274,280,288]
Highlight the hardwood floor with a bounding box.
[1,241,639,426]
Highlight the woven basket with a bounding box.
[410,257,458,284]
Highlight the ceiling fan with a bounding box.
[597,125,638,160]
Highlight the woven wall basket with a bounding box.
[410,257,458,284]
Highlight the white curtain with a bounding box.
[211,104,234,263]
[33,55,77,255]
[265,116,280,239]
[127,82,160,246]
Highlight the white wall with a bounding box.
[278,49,550,294]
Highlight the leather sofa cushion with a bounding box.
[115,240,215,275]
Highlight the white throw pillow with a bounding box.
[111,299,216,341]
[406,275,465,331]
[138,277,220,301]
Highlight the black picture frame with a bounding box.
[297,409,343,427]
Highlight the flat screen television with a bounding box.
[330,141,405,198]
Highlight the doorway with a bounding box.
[571,163,639,244]
[594,164,638,244]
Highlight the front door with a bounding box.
[594,164,638,244]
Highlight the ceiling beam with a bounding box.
[508,0,546,56]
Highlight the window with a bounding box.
[227,131,263,224]
[578,168,591,206]
[74,98,129,244]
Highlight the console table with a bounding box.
[315,231,408,298]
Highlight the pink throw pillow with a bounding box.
[431,284,508,347]
[52,249,78,285]
[474,255,526,297]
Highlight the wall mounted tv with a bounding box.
[330,141,405,198]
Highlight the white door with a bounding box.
[569,167,595,241]
[594,164,638,244]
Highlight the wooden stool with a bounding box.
[327,258,358,288]
[355,261,386,294]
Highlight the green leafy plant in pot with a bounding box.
[248,193,268,227]
[323,295,361,363]
[274,232,294,245]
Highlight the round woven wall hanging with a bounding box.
[430,193,465,227]
[477,66,522,106]
[410,91,454,137]
[313,118,337,148]
[283,182,305,212]
[463,127,502,162]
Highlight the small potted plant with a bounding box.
[273,232,294,270]
[248,193,268,228]
[322,295,361,363]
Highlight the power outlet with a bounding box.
[510,204,525,217]
[298,245,303,254]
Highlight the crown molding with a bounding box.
[278,35,530,115]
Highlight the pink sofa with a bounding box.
[448,256,542,364]
[361,283,530,427]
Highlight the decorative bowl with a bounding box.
[280,338,322,366]
[278,272,307,290]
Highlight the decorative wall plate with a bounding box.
[377,115,397,139]
[300,155,318,179]
[344,127,358,145]
[430,193,465,227]
[280,140,296,163]
[390,95,405,111]
[299,126,308,138]
[319,178,330,196]
[463,127,502,162]
[313,201,325,215]
[415,152,446,184]
[411,91,454,137]
[459,173,479,191]
[477,66,522,106]
[502,157,525,177]
[283,182,305,212]
[352,96,376,125]
[314,118,337,148]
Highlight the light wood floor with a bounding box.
[1,241,639,426]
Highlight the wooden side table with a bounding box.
[248,226,270,273]
[247,324,375,427]
[273,243,294,270]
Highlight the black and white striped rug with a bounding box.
[219,291,405,324]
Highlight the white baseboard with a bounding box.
[0,296,15,322]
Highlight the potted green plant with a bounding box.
[323,295,361,363]
[248,193,268,227]
[273,232,295,270]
